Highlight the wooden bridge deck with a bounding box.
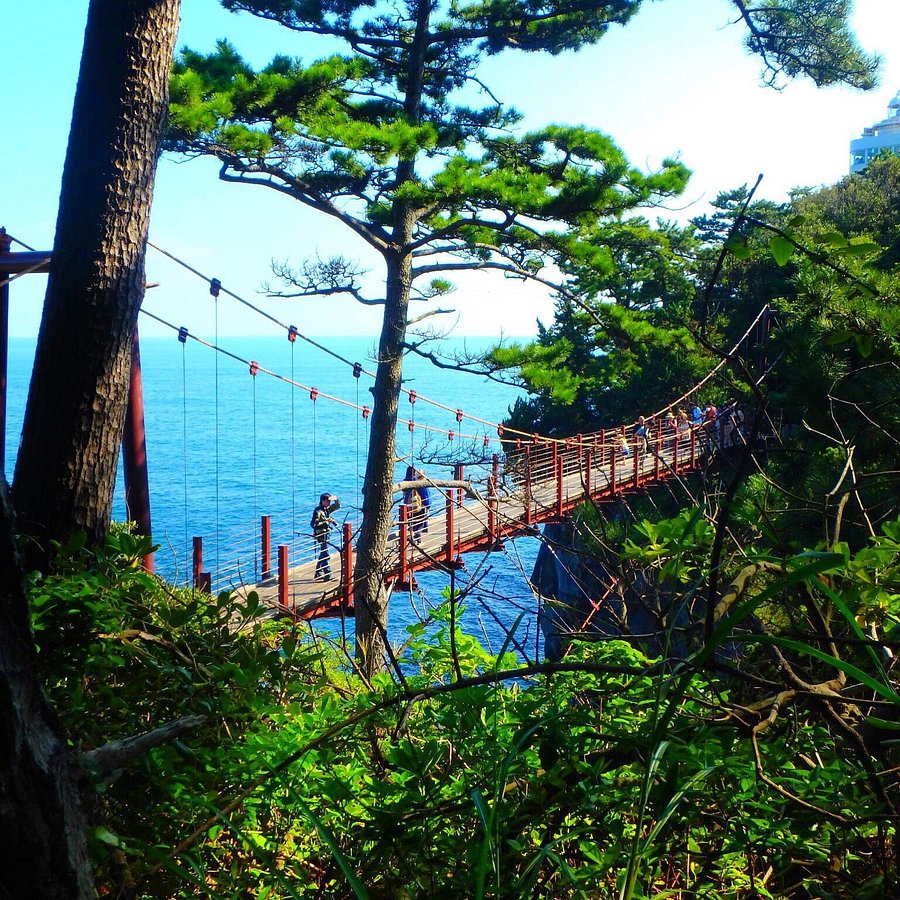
[230,432,707,619]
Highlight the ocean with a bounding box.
[5,333,544,657]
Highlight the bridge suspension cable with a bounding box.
[138,309,512,446]
[146,239,552,443]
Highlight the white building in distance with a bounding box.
[850,91,900,173]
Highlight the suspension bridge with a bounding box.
[1,229,771,624]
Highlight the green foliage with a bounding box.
[33,521,900,897]
[737,0,880,89]
[622,508,714,584]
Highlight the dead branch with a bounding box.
[81,715,207,781]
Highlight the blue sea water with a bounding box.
[5,333,543,657]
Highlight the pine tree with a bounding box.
[167,0,876,674]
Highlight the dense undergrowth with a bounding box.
[31,517,900,898]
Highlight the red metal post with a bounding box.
[600,429,606,468]
[524,446,533,525]
[278,543,289,612]
[454,463,464,517]
[0,232,51,478]
[633,437,640,488]
[552,440,559,477]
[341,521,353,608]
[653,426,661,480]
[122,324,154,573]
[490,453,501,544]
[192,536,202,589]
[610,442,617,494]
[690,428,696,467]
[261,515,272,579]
[399,503,410,584]
[584,449,592,497]
[556,455,564,518]
[487,475,497,541]
[445,489,456,564]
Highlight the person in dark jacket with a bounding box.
[310,493,340,580]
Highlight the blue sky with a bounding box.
[4,0,900,338]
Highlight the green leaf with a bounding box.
[724,236,751,259]
[842,241,880,257]
[769,235,795,266]
[854,332,875,357]
[818,230,849,249]
[94,826,122,848]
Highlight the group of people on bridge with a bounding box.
[307,401,747,581]
[626,402,746,456]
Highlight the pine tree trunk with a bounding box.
[12,0,181,570]
[0,483,94,898]
[353,5,431,677]
[354,251,412,676]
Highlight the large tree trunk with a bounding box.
[353,3,431,677]
[354,251,413,676]
[0,483,93,898]
[12,0,181,571]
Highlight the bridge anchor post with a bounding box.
[261,515,272,580]
[341,521,354,610]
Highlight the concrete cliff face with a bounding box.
[532,523,698,661]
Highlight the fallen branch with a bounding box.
[81,715,207,780]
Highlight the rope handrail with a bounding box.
[0,258,51,289]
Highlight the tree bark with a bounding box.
[353,2,432,676]
[0,482,93,898]
[12,0,182,571]
[354,251,414,675]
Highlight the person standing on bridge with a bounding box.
[311,493,340,581]
[402,465,431,542]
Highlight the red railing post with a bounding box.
[261,514,272,579]
[551,440,558,477]
[556,455,564,518]
[487,475,497,541]
[524,446,533,525]
[673,430,680,472]
[610,441,617,494]
[653,427,661,480]
[399,503,410,584]
[278,543,289,613]
[584,448,592,497]
[445,489,456,564]
[691,428,697,467]
[492,452,500,485]
[192,536,203,590]
[633,436,640,488]
[341,521,353,608]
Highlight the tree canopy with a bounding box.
[165,0,878,673]
[166,0,693,673]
